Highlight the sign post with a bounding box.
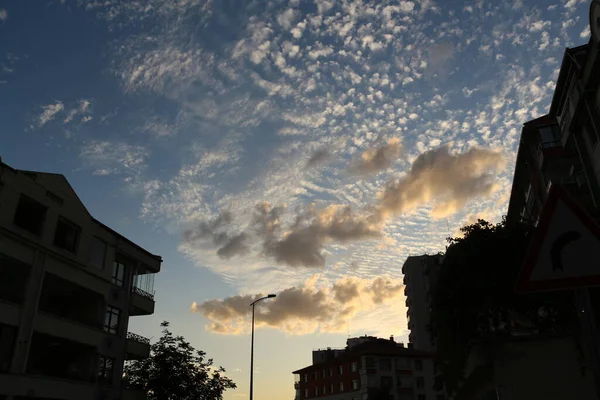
[516,184,600,398]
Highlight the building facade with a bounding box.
[293,336,445,400]
[0,161,161,400]
[402,255,443,352]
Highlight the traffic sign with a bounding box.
[515,184,600,293]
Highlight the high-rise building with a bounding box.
[0,161,161,400]
[402,254,443,352]
[293,336,445,400]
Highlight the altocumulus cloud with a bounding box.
[191,276,404,335]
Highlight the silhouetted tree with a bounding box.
[430,218,577,393]
[123,321,236,400]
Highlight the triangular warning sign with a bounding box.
[515,185,600,293]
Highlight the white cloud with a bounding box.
[580,25,591,39]
[35,101,64,127]
[277,8,297,30]
[80,141,150,178]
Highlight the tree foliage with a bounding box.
[123,321,236,400]
[430,219,577,393]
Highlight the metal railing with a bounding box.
[127,332,150,345]
[131,286,155,301]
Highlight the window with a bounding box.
[339,382,344,391]
[304,373,308,382]
[418,395,426,400]
[104,306,120,334]
[416,377,425,389]
[338,365,343,374]
[415,359,423,371]
[329,367,333,376]
[313,371,318,380]
[366,357,375,368]
[396,357,409,369]
[112,261,125,286]
[397,376,403,387]
[351,361,358,371]
[323,385,327,394]
[539,125,560,148]
[352,379,359,390]
[314,388,318,396]
[322,369,326,378]
[98,356,114,383]
[381,376,393,387]
[53,217,81,253]
[13,195,47,235]
[304,389,309,398]
[330,383,334,393]
[90,237,107,269]
[380,358,391,370]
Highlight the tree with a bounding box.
[123,321,236,400]
[429,219,577,393]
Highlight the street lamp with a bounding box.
[249,294,276,400]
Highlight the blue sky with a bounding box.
[0,0,594,398]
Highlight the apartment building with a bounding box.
[0,161,161,400]
[402,255,443,352]
[293,336,444,400]
[507,6,600,227]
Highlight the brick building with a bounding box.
[293,336,445,400]
[0,161,161,400]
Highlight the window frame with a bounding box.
[98,356,114,384]
[104,306,121,334]
[112,261,126,287]
[53,216,81,253]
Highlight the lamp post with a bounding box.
[249,294,276,400]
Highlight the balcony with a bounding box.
[130,271,156,316]
[126,332,151,360]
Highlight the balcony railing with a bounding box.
[131,286,154,301]
[127,331,150,345]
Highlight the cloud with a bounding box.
[277,8,297,30]
[36,101,64,127]
[191,275,404,335]
[306,148,331,168]
[184,212,250,260]
[256,203,382,268]
[351,138,403,174]
[79,140,150,178]
[0,9,6,21]
[64,99,92,124]
[378,146,505,219]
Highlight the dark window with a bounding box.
[352,379,359,390]
[330,383,334,393]
[104,306,120,334]
[14,195,47,235]
[416,377,425,389]
[380,358,391,370]
[53,217,81,253]
[304,389,309,398]
[339,382,344,391]
[313,371,318,380]
[329,367,333,376]
[313,388,318,396]
[322,385,326,394]
[98,356,114,384]
[304,373,308,382]
[0,253,31,304]
[89,237,106,269]
[418,395,426,400]
[338,365,343,374]
[322,369,326,378]
[381,376,393,387]
[539,125,560,148]
[351,361,358,371]
[112,261,125,286]
[415,359,423,371]
[366,357,375,367]
[0,323,17,372]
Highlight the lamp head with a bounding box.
[267,294,277,298]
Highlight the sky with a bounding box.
[0,0,594,398]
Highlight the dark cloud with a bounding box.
[191,276,404,334]
[183,212,249,259]
[306,148,331,168]
[256,203,381,268]
[378,146,505,218]
[350,138,403,174]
